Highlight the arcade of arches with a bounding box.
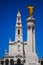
[1,59,23,65]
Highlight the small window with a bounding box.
[18,23,20,25]
[18,40,20,42]
[18,17,20,21]
[18,45,20,52]
[18,45,20,48]
[18,29,20,34]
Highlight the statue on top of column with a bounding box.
[27,5,34,17]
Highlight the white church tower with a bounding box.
[9,11,24,56]
[15,11,23,42]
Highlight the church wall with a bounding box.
[9,44,17,56]
[17,42,23,55]
[9,42,23,56]
[24,44,27,55]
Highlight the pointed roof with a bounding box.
[16,10,22,26]
[17,10,21,17]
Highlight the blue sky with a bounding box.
[0,0,43,58]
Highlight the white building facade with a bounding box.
[0,6,40,65]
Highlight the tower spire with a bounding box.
[15,11,23,42]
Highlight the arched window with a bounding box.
[18,23,20,25]
[15,59,23,65]
[18,29,20,35]
[18,17,20,21]
[1,61,4,65]
[10,59,14,65]
[41,61,43,65]
[17,59,21,64]
[5,59,9,65]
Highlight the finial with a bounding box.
[27,5,34,17]
[18,10,20,13]
[17,10,21,17]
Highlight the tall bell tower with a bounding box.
[15,11,23,42]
